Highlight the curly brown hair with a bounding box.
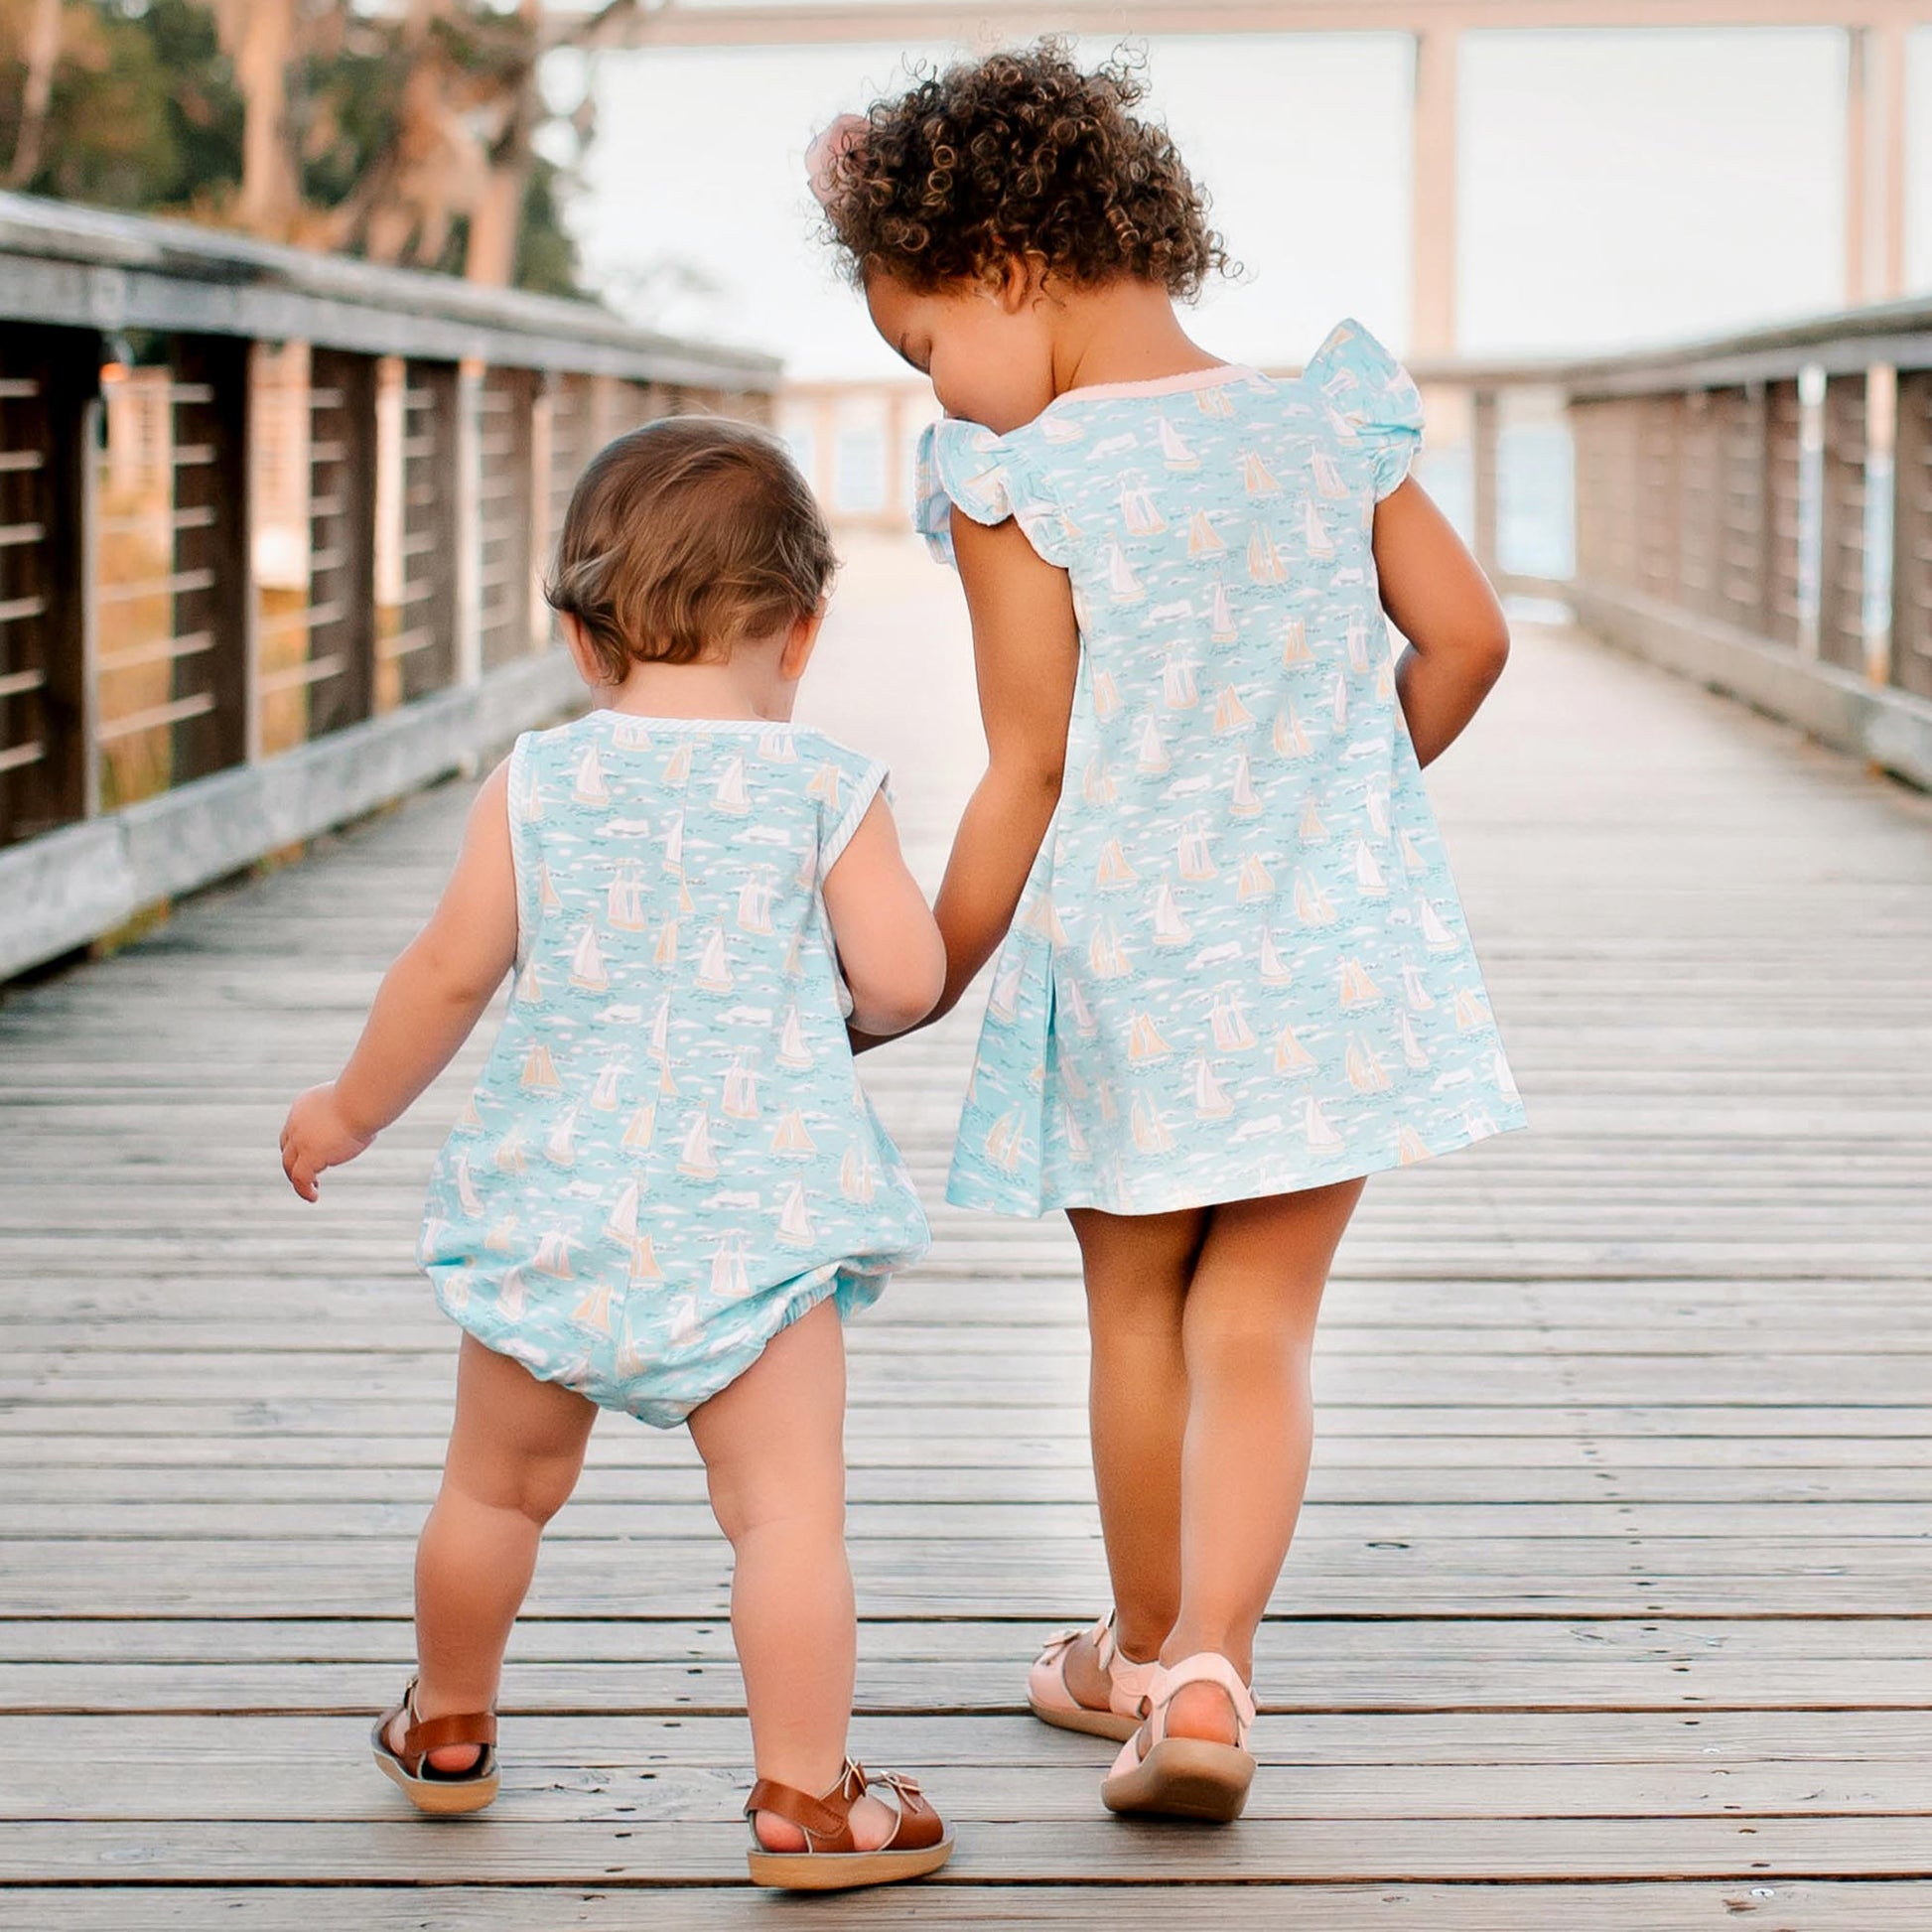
[819,43,1228,298]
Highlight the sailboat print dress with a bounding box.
[919,319,1526,1217]
[417,713,928,1426]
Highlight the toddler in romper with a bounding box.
[279,417,953,1890]
[812,46,1528,1823]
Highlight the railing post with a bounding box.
[882,387,908,537]
[1637,392,1682,605]
[1890,366,1930,702]
[1816,371,1868,674]
[0,327,99,845]
[306,346,379,737]
[814,393,839,517]
[1469,386,1499,583]
[455,356,483,689]
[386,359,461,707]
[173,334,253,779]
[530,371,555,649]
[476,366,537,670]
[1863,363,1895,689]
[1409,28,1459,361]
[1721,381,1767,634]
[1762,378,1802,648]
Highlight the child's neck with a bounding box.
[1050,279,1227,399]
[591,653,798,725]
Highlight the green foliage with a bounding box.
[0,0,240,208]
[0,1,587,297]
[516,155,583,300]
[294,26,403,218]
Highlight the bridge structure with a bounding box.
[578,0,1929,352]
[1,30,1931,1921]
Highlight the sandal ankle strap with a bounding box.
[1146,1651,1257,1744]
[744,1759,864,1853]
[388,1676,497,1772]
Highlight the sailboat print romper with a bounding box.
[919,319,1527,1217]
[418,714,929,1427]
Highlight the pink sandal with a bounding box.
[1028,1608,1161,1741]
[1100,1651,1257,1823]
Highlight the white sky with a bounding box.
[570,25,1932,379]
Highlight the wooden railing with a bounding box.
[1456,298,1932,790]
[0,194,777,981]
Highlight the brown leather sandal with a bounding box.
[745,1758,953,1890]
[370,1677,499,1816]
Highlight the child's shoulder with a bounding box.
[1021,318,1417,447]
[509,714,882,797]
[983,317,1425,515]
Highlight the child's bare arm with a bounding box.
[280,760,518,1199]
[927,508,1080,1020]
[821,794,945,1036]
[1372,477,1511,767]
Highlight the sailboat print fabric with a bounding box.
[918,318,1527,1216]
[418,713,928,1427]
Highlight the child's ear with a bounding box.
[557,612,604,689]
[993,253,1048,315]
[779,606,827,682]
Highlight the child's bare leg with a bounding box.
[688,1298,896,1852]
[394,1334,597,1770]
[1064,1205,1204,1690]
[1164,1178,1365,1744]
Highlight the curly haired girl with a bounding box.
[812,43,1526,1824]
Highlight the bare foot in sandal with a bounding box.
[753,1787,897,1853]
[1029,1610,1160,1739]
[745,1760,952,1890]
[371,1678,499,1815]
[383,1703,485,1777]
[1163,1674,1246,1747]
[1102,1653,1257,1823]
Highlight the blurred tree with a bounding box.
[0,0,614,294]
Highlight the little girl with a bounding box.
[812,46,1526,1822]
[279,417,953,1890]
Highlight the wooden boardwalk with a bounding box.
[3,537,1931,1928]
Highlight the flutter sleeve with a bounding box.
[1305,318,1425,500]
[914,417,1074,570]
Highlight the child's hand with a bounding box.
[280,1083,375,1201]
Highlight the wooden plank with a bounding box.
[58,1614,1925,1667]
[3,1815,1929,1882]
[13,1459,1932,1504]
[4,1537,1931,1619]
[4,1498,1930,1541]
[6,561,1932,1915]
[3,1652,1925,1719]
[11,1884,1932,1931]
[10,1709,1930,1768]
[5,1724,1931,1822]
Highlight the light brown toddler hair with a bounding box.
[544,415,837,680]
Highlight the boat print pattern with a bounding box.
[418,714,928,1425]
[916,318,1527,1215]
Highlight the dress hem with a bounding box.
[942,1107,1527,1220]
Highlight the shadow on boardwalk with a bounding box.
[3,538,1931,1927]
